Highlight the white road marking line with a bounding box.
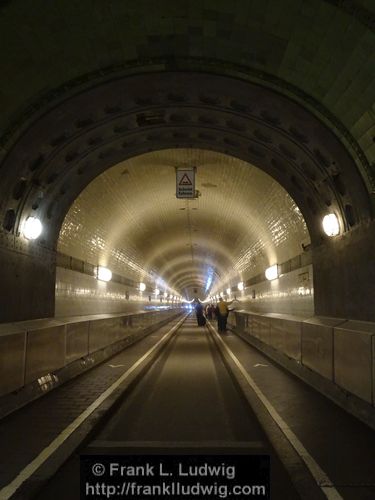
[211,326,343,500]
[0,315,187,500]
[253,363,268,367]
[88,440,265,449]
[108,364,125,368]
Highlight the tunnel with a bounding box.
[56,148,312,317]
[0,1,375,499]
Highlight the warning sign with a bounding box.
[179,174,192,185]
[176,169,195,198]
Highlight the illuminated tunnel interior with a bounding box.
[0,2,374,499]
[56,148,312,316]
[0,65,373,324]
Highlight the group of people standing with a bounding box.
[194,297,234,333]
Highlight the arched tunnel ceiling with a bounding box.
[0,0,372,322]
[58,149,310,297]
[0,0,374,195]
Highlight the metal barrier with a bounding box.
[0,309,182,400]
[230,310,375,409]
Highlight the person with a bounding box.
[215,297,234,333]
[194,300,206,326]
[206,304,213,320]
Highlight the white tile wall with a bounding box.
[58,149,310,298]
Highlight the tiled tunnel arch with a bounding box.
[0,0,374,322]
[56,147,312,305]
[0,71,374,322]
[1,72,371,246]
[153,259,223,292]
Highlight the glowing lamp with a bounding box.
[322,213,340,237]
[139,282,146,292]
[226,288,231,295]
[237,282,244,291]
[97,266,112,282]
[22,216,43,240]
[265,264,279,281]
[155,288,160,296]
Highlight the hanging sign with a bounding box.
[176,168,195,198]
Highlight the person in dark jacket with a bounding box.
[194,300,206,326]
[206,304,213,320]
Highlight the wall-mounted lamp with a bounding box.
[22,216,43,240]
[155,288,160,296]
[226,288,231,295]
[237,282,244,291]
[139,282,146,292]
[265,264,279,281]
[97,266,112,282]
[322,213,340,237]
